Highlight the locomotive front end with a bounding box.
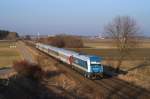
[89,56,103,79]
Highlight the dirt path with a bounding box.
[17,41,36,63]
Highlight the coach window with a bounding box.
[73,57,87,69]
[82,61,87,69]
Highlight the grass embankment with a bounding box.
[0,42,21,67]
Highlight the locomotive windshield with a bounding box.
[90,63,103,73]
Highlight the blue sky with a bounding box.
[0,0,150,36]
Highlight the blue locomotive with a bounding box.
[36,43,103,79]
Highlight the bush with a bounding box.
[63,35,83,48]
[49,36,65,48]
[12,60,44,80]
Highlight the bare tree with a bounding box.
[104,16,140,72]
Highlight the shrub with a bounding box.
[49,36,65,48]
[12,60,44,80]
[63,35,84,48]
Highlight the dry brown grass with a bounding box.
[119,66,150,91]
[84,42,116,48]
[83,38,150,48]
[103,59,150,91]
[0,42,22,67]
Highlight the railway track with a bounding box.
[94,77,150,99]
[111,78,150,98]
[24,40,150,99]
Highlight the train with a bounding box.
[36,43,103,79]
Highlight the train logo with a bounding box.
[68,55,73,65]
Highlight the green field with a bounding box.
[0,42,21,67]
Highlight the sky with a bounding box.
[0,0,150,36]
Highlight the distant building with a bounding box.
[48,34,55,37]
[97,33,105,39]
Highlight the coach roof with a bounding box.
[37,43,102,61]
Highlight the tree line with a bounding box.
[0,30,19,40]
[38,34,84,48]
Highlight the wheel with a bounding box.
[87,74,91,79]
[101,74,103,78]
[84,73,87,78]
